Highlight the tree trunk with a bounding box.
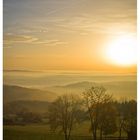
[64,132,68,140]
[68,128,71,140]
[119,128,122,140]
[93,129,97,140]
[64,133,67,140]
[100,127,103,140]
[94,133,96,140]
[92,131,95,140]
[92,129,96,140]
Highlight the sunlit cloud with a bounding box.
[4,34,38,44]
[4,34,68,48]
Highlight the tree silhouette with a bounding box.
[122,100,137,140]
[48,94,81,140]
[98,102,117,139]
[83,86,112,140]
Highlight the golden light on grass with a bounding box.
[105,35,136,66]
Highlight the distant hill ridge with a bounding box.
[48,80,136,100]
[54,81,96,88]
[52,80,136,88]
[4,79,137,103]
[4,85,56,103]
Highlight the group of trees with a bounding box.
[47,86,137,140]
[117,100,137,140]
[4,108,42,125]
[4,86,136,140]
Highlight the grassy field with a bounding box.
[4,124,127,140]
[4,127,92,140]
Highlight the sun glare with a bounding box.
[106,35,137,66]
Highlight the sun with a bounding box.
[105,35,137,66]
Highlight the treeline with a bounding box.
[4,86,137,140]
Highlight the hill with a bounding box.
[47,81,136,99]
[3,85,56,103]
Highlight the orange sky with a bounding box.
[3,0,137,73]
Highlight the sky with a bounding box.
[3,0,137,73]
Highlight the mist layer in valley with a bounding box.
[4,70,137,101]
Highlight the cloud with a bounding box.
[4,0,136,44]
[48,13,136,36]
[32,39,68,46]
[3,34,68,47]
[4,34,38,45]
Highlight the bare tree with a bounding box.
[98,102,117,139]
[115,99,137,140]
[118,115,125,139]
[82,86,112,140]
[122,100,137,140]
[117,100,126,140]
[48,94,81,140]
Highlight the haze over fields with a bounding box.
[4,71,137,101]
